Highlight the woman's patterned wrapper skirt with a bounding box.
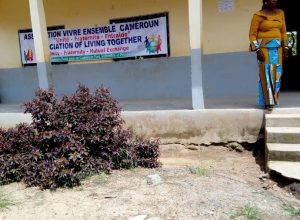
[257,39,283,106]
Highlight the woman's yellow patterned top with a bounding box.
[249,9,288,50]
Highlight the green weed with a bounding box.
[190,167,208,176]
[230,205,262,220]
[94,172,109,181]
[0,194,16,211]
[282,203,300,217]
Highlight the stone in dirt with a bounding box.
[128,215,147,220]
[290,183,300,193]
[226,142,244,152]
[186,145,200,150]
[259,173,269,181]
[147,174,162,185]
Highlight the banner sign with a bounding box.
[19,16,168,64]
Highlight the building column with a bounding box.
[188,0,205,109]
[29,0,51,89]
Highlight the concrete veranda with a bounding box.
[0,92,299,112]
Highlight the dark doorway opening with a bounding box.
[278,0,300,91]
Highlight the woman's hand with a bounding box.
[256,49,265,62]
[283,47,289,60]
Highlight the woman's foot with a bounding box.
[265,105,274,111]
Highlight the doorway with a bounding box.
[278,0,300,91]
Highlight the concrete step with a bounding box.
[266,143,300,161]
[266,127,300,143]
[268,161,300,180]
[266,114,300,127]
[270,108,300,114]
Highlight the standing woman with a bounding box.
[249,0,289,110]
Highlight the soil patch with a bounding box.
[0,144,299,220]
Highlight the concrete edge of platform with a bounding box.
[122,109,265,144]
[0,109,265,144]
[0,113,32,129]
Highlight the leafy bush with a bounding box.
[0,85,160,189]
[0,124,36,185]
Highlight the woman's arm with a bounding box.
[249,14,264,62]
[249,14,261,51]
[280,10,289,60]
[280,10,288,47]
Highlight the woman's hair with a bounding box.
[262,0,267,9]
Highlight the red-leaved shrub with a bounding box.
[0,85,160,189]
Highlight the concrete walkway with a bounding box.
[1,92,299,112]
[120,92,300,110]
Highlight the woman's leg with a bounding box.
[258,47,271,107]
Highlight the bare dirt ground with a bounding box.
[0,144,300,220]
